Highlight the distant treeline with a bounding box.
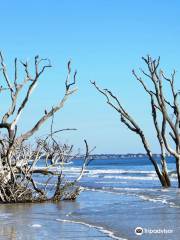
[77,153,173,160]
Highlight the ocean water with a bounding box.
[0,156,180,240]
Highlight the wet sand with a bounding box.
[0,191,121,240]
[0,188,180,240]
[0,201,113,240]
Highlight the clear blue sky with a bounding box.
[0,0,180,153]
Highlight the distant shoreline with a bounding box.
[77,153,173,160]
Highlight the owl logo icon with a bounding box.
[135,227,143,235]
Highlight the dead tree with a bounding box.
[92,56,180,188]
[0,51,90,203]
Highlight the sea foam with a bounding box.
[56,218,127,240]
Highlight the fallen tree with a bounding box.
[0,51,90,203]
[92,56,180,188]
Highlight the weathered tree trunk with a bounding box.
[139,130,170,188]
[161,155,171,187]
[92,55,180,188]
[175,156,180,188]
[161,169,171,187]
[150,157,170,188]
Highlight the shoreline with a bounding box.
[0,185,180,239]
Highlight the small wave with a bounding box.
[95,181,128,184]
[31,224,42,228]
[88,169,155,175]
[103,175,158,180]
[33,166,82,173]
[86,187,180,209]
[0,213,13,219]
[139,195,168,204]
[56,218,127,240]
[64,161,73,165]
[138,194,180,208]
[102,175,177,182]
[85,187,159,195]
[85,187,128,197]
[63,167,86,173]
[102,187,159,192]
[146,173,158,177]
[170,173,177,178]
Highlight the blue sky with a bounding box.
[0,0,180,153]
